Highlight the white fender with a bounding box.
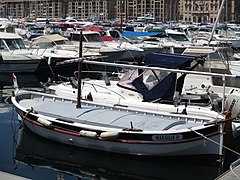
[79,130,97,138]
[100,131,119,139]
[37,117,52,127]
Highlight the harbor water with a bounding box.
[0,73,239,180]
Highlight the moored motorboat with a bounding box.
[0,32,48,73]
[49,53,222,107]
[0,53,45,73]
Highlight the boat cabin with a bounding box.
[0,32,26,51]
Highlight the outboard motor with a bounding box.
[225,88,240,118]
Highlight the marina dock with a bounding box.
[0,171,30,180]
[216,159,240,179]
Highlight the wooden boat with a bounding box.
[12,57,236,158]
[12,87,224,157]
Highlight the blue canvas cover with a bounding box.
[144,53,197,70]
[122,31,162,37]
[132,53,199,102]
[132,73,176,102]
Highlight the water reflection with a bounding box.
[14,127,223,180]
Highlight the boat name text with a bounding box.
[152,134,183,141]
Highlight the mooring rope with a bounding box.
[189,127,240,157]
[189,127,240,179]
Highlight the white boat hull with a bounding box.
[23,119,220,156]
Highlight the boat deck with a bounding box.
[19,97,202,132]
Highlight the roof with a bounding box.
[0,32,22,39]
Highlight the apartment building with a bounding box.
[0,0,238,23]
[179,0,237,23]
[67,0,167,21]
[0,0,67,19]
[67,0,115,20]
[114,0,178,22]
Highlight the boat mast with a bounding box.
[120,0,124,33]
[76,31,83,108]
[208,0,226,45]
[225,0,228,37]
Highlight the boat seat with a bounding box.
[179,94,201,105]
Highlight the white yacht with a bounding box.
[29,33,101,76]
[0,32,47,73]
[69,30,144,63]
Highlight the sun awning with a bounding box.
[32,34,68,44]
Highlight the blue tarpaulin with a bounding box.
[132,73,176,102]
[122,31,162,37]
[144,53,197,70]
[132,53,200,102]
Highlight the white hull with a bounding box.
[24,119,220,156]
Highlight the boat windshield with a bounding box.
[54,40,74,45]
[142,70,169,90]
[3,38,26,50]
[118,69,170,91]
[84,34,103,42]
[31,42,54,49]
[168,34,189,41]
[70,33,103,42]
